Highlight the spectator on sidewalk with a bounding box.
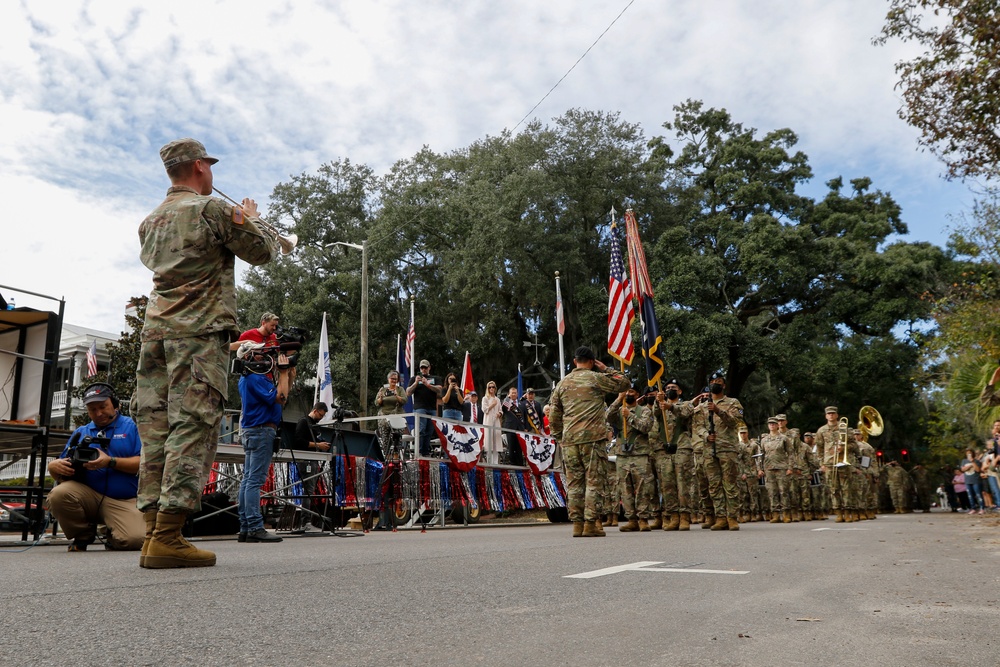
[960,450,985,514]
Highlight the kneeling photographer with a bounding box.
[46,383,143,551]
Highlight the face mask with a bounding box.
[710,383,724,395]
[666,389,679,400]
[625,395,637,405]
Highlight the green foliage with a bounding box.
[71,296,146,427]
[237,103,950,451]
[876,0,1000,180]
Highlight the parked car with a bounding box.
[0,493,47,532]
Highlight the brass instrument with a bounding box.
[212,187,298,255]
[858,405,883,441]
[835,416,850,467]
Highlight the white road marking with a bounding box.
[564,561,749,579]
[811,527,869,531]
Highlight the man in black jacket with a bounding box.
[462,390,483,424]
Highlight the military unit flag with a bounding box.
[623,208,665,387]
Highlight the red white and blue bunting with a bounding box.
[432,419,483,471]
[516,433,558,475]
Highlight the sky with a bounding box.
[0,0,977,335]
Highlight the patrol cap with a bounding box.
[804,432,814,438]
[775,414,787,421]
[665,378,682,390]
[767,417,778,424]
[160,138,218,170]
[419,359,431,368]
[574,346,595,360]
[82,384,115,405]
[738,425,748,433]
[824,406,838,414]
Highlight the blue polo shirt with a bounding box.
[239,373,282,428]
[60,413,141,500]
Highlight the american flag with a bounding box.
[624,208,665,387]
[607,214,635,364]
[405,313,415,372]
[86,340,98,377]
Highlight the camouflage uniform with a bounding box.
[135,185,277,513]
[787,430,810,519]
[761,432,793,517]
[815,422,860,515]
[886,463,912,512]
[649,400,691,517]
[675,395,744,520]
[909,465,934,512]
[855,439,878,516]
[736,435,761,520]
[607,398,655,521]
[549,367,629,523]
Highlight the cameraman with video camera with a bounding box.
[46,383,144,551]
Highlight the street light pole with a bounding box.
[325,240,369,415]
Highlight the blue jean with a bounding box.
[414,409,435,456]
[239,426,275,532]
[987,476,1000,509]
[442,408,462,421]
[967,482,984,511]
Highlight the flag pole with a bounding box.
[409,296,416,378]
[555,271,566,380]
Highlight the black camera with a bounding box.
[276,326,307,368]
[67,433,110,481]
[329,398,349,423]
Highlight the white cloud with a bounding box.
[0,0,979,332]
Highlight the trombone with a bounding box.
[835,406,882,467]
[212,187,298,255]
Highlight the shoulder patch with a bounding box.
[231,206,244,225]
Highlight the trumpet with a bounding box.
[212,187,298,255]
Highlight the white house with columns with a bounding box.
[50,323,118,429]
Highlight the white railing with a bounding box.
[0,457,55,481]
[52,390,84,411]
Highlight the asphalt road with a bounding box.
[2,511,997,667]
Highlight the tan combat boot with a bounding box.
[769,513,781,524]
[853,510,862,522]
[791,510,801,522]
[572,521,584,537]
[144,511,217,569]
[710,516,729,530]
[701,514,715,529]
[664,513,680,531]
[727,516,740,531]
[604,513,617,528]
[139,510,157,568]
[595,517,606,536]
[781,512,792,524]
[619,518,640,532]
[755,512,765,522]
[582,521,605,537]
[678,512,691,530]
[834,509,845,523]
[650,514,663,530]
[844,510,855,523]
[638,518,651,532]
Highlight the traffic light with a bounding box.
[901,449,910,463]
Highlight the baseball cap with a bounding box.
[160,138,218,170]
[82,384,115,405]
[419,359,431,368]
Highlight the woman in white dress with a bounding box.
[481,381,503,465]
